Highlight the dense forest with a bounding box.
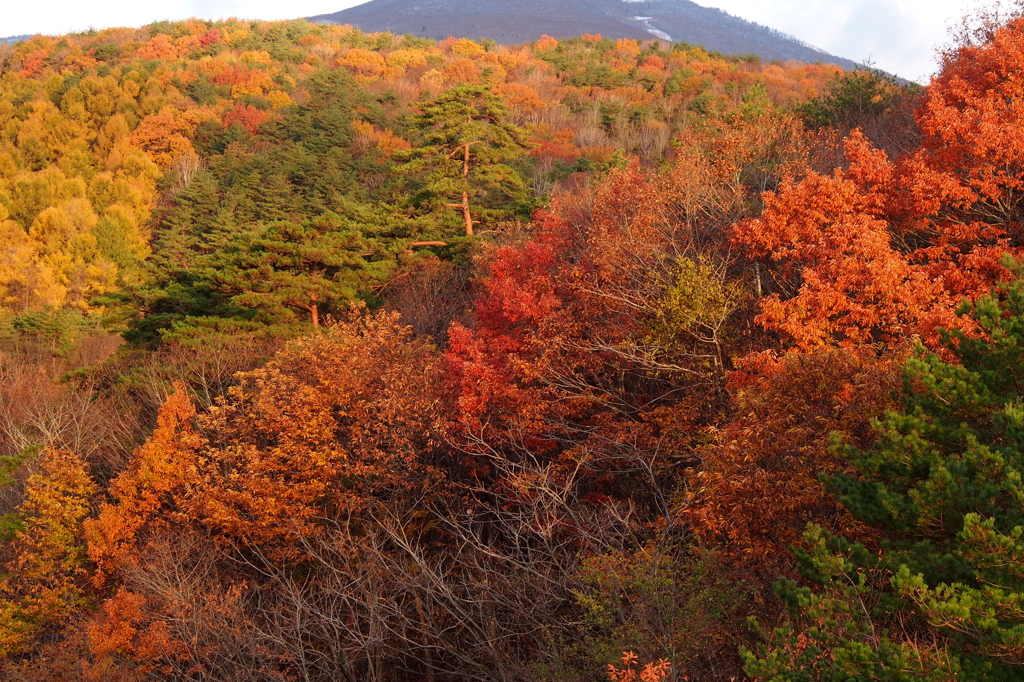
[0,6,1022,681]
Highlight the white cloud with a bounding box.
[0,0,986,81]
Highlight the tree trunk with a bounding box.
[461,143,474,237]
[460,191,473,237]
[286,294,320,327]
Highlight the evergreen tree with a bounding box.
[398,84,530,237]
[123,71,403,339]
[745,260,1024,680]
[209,207,405,326]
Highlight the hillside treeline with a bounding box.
[1,9,1022,682]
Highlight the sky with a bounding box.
[705,0,978,82]
[0,0,985,82]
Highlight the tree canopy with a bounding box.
[6,9,1024,682]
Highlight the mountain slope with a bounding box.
[309,0,858,69]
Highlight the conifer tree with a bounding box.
[210,210,401,327]
[399,84,529,237]
[745,261,1024,680]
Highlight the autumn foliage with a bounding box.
[0,449,96,656]
[3,7,1024,682]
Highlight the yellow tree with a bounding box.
[0,448,98,657]
[0,212,62,311]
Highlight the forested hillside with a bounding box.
[1,10,1022,682]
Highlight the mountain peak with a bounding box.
[309,0,858,69]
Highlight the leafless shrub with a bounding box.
[523,63,562,102]
[110,333,284,414]
[308,43,338,63]
[946,0,1024,55]
[384,259,472,345]
[237,467,647,682]
[573,105,610,148]
[0,327,124,458]
[170,153,205,193]
[358,169,388,193]
[122,532,291,682]
[0,44,14,70]
[0,327,134,526]
[635,119,672,162]
[531,156,557,198]
[391,76,422,103]
[96,455,650,682]
[536,103,572,128]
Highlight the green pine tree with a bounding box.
[745,258,1024,681]
[209,207,404,327]
[398,84,530,237]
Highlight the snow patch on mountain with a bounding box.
[629,15,672,41]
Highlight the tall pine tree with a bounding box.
[398,85,529,237]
